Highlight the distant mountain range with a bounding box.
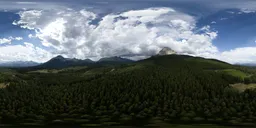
[0,61,40,68]
[98,56,134,64]
[36,55,94,69]
[0,47,177,69]
[34,55,134,69]
[0,56,135,69]
[236,63,256,67]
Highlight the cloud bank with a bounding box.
[13,7,218,61]
[0,6,254,64]
[0,36,23,44]
[0,42,52,62]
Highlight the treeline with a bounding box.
[0,64,256,126]
[235,66,256,84]
[244,74,256,84]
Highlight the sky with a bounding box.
[0,0,256,64]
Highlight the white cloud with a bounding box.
[13,8,218,61]
[220,17,228,20]
[0,38,11,44]
[211,21,216,24]
[240,8,256,14]
[0,42,53,62]
[10,7,256,64]
[15,37,23,40]
[0,36,23,44]
[13,10,43,30]
[219,47,256,64]
[227,11,235,14]
[28,34,35,38]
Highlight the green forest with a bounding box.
[0,55,256,127]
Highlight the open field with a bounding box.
[231,83,256,92]
[29,69,59,74]
[29,66,88,74]
[218,69,249,79]
[0,83,8,88]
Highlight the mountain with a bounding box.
[236,63,256,67]
[28,53,232,70]
[140,54,232,70]
[158,47,176,55]
[36,55,94,69]
[98,56,134,64]
[0,61,40,67]
[34,56,134,69]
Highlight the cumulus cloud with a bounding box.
[187,46,256,64]
[240,8,256,14]
[13,7,218,61]
[28,34,34,38]
[0,38,11,44]
[0,36,23,44]
[11,7,256,64]
[220,17,228,21]
[219,47,256,64]
[211,21,216,24]
[0,42,53,62]
[15,37,23,40]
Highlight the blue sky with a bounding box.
[197,9,256,51]
[0,0,256,64]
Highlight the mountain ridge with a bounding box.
[36,55,94,69]
[0,61,40,68]
[1,47,232,69]
[34,55,134,69]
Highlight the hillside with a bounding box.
[140,55,232,69]
[0,55,256,127]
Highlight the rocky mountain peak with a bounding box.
[158,47,176,55]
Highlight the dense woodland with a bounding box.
[0,55,256,127]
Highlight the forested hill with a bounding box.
[0,54,256,127]
[140,55,232,69]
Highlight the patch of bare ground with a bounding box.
[231,83,256,92]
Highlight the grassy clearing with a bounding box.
[29,69,58,74]
[218,69,249,79]
[0,68,15,73]
[231,83,256,92]
[0,83,8,88]
[56,66,88,73]
[29,66,88,74]
[185,57,232,69]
